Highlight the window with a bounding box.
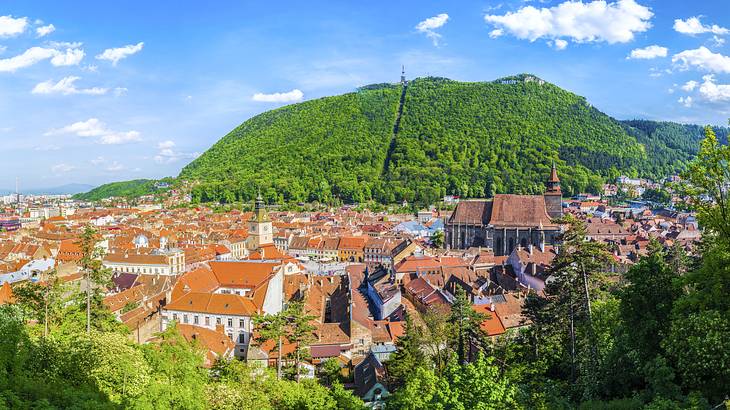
[183,314,189,324]
[172,313,178,322]
[227,318,233,327]
[205,316,210,326]
[193,315,199,325]
[239,319,244,328]
[216,318,221,325]
[227,333,233,341]
[238,333,245,343]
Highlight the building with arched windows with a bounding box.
[445,165,563,256]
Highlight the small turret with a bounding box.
[400,65,407,85]
[546,161,561,193]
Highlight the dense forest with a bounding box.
[75,178,174,201]
[79,75,729,205]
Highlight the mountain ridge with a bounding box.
[77,74,730,204]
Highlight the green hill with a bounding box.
[74,179,172,201]
[81,74,729,204]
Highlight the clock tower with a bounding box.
[248,193,273,249]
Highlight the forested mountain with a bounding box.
[81,75,729,204]
[75,179,173,201]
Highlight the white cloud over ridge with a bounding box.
[154,140,200,164]
[96,42,144,65]
[0,15,28,37]
[45,118,142,145]
[672,47,730,74]
[697,75,730,103]
[678,96,693,108]
[484,0,652,45]
[674,17,728,36]
[628,45,667,59]
[32,76,107,95]
[415,13,449,46]
[252,89,304,103]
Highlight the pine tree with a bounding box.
[386,314,426,389]
[449,287,486,365]
[527,215,611,401]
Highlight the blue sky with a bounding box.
[1,0,729,190]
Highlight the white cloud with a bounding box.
[672,46,730,74]
[697,74,730,103]
[158,140,175,149]
[51,163,75,173]
[99,131,141,145]
[681,80,698,92]
[678,96,693,107]
[90,156,105,165]
[0,45,85,72]
[153,140,200,164]
[415,13,449,46]
[0,15,28,37]
[0,47,57,72]
[0,46,6,54]
[712,35,725,47]
[50,48,85,66]
[36,23,55,37]
[45,41,82,49]
[628,45,667,59]
[32,76,107,95]
[673,16,728,36]
[252,89,303,103]
[113,87,128,97]
[95,42,144,65]
[484,0,652,45]
[45,118,142,145]
[549,39,568,50]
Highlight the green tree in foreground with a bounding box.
[78,225,112,334]
[523,215,611,402]
[254,300,316,382]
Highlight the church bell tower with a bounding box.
[544,162,563,219]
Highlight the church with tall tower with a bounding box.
[246,194,273,250]
[445,165,563,256]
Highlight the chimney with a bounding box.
[528,244,533,254]
[490,303,495,312]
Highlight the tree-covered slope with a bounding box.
[180,84,401,203]
[383,75,648,202]
[81,75,729,204]
[74,179,171,201]
[620,119,730,177]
